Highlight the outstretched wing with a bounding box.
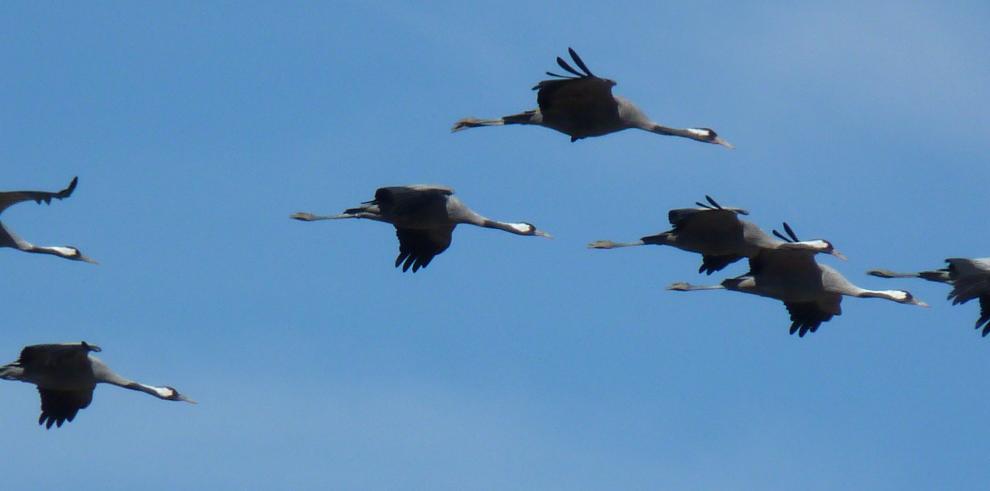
[533,49,618,128]
[18,343,95,373]
[699,254,744,275]
[667,208,745,234]
[978,295,990,337]
[394,226,455,273]
[784,301,836,337]
[37,388,94,429]
[374,186,452,218]
[535,77,618,116]
[0,177,78,215]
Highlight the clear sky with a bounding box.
[2,2,989,490]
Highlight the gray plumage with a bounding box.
[452,48,732,146]
[869,258,990,336]
[588,196,844,274]
[291,185,551,272]
[0,176,96,264]
[0,342,194,428]
[669,225,927,336]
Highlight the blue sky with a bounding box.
[1,2,988,489]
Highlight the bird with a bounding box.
[0,176,96,263]
[291,185,551,272]
[588,196,845,274]
[669,224,927,336]
[452,47,732,146]
[0,342,194,428]
[869,258,990,336]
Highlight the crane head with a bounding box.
[52,246,98,264]
[161,386,196,404]
[522,222,552,239]
[687,128,733,149]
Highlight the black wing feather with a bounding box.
[977,295,990,336]
[394,227,454,273]
[38,388,93,429]
[783,223,800,242]
[784,302,834,337]
[567,48,594,77]
[699,254,744,275]
[556,56,584,77]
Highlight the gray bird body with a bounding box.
[869,257,990,335]
[0,342,193,428]
[671,248,926,336]
[0,177,96,263]
[452,48,732,147]
[291,185,550,272]
[589,198,843,275]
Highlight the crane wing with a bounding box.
[699,254,745,275]
[394,225,455,273]
[784,301,837,337]
[18,343,95,373]
[948,275,990,306]
[374,186,453,217]
[667,208,745,234]
[534,77,619,124]
[978,296,990,336]
[0,177,77,215]
[37,387,94,428]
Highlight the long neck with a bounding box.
[648,124,702,140]
[481,219,532,235]
[777,240,829,253]
[854,289,909,302]
[95,365,173,400]
[25,245,75,259]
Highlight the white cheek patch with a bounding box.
[155,387,175,398]
[686,128,711,138]
[888,291,909,302]
[51,247,77,256]
[509,223,533,234]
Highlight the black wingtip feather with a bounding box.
[567,47,594,76]
[783,222,799,242]
[556,56,583,77]
[773,229,792,243]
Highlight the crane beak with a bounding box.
[714,137,734,149]
[534,229,553,239]
[830,250,848,261]
[80,255,99,265]
[177,393,197,404]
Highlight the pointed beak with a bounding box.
[915,300,930,308]
[80,255,99,265]
[714,137,734,149]
[830,250,848,261]
[178,394,197,404]
[535,230,553,239]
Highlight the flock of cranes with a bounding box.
[3,48,985,428]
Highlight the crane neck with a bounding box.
[93,361,175,399]
[854,289,910,302]
[648,125,699,140]
[482,219,534,235]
